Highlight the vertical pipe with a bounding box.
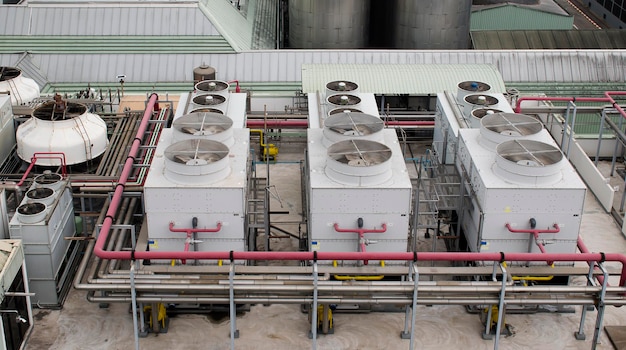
[566,102,577,159]
[409,263,419,350]
[311,262,318,350]
[229,259,238,349]
[130,263,140,350]
[591,263,609,350]
[610,114,623,177]
[561,103,571,150]
[595,109,606,166]
[493,263,507,350]
[575,261,596,340]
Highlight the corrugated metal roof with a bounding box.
[301,64,506,94]
[1,50,625,85]
[471,30,626,49]
[471,4,573,30]
[0,4,220,36]
[0,36,234,54]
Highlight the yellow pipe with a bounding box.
[333,275,385,281]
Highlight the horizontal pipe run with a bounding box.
[245,120,435,129]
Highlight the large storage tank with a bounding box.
[394,0,472,49]
[288,0,370,49]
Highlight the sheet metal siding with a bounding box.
[301,64,505,94]
[472,30,626,49]
[471,6,573,30]
[0,6,219,36]
[1,50,625,85]
[199,0,252,51]
[0,36,234,54]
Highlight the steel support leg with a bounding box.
[229,259,239,348]
[575,262,597,340]
[310,262,319,349]
[130,263,140,350]
[493,263,507,350]
[591,264,609,350]
[401,263,419,340]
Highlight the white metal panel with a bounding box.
[2,51,626,88]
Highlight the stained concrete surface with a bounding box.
[24,141,626,350]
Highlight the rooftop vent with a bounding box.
[495,139,564,185]
[325,139,393,186]
[172,112,235,147]
[457,81,491,102]
[195,80,229,96]
[326,81,359,97]
[479,113,543,150]
[462,94,501,117]
[328,107,363,116]
[26,187,55,206]
[164,139,230,184]
[16,202,47,224]
[327,94,361,107]
[322,112,384,147]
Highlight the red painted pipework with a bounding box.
[505,223,560,264]
[92,93,626,289]
[17,152,68,186]
[227,80,241,93]
[577,236,609,287]
[515,92,625,119]
[333,223,387,265]
[94,93,159,260]
[169,222,222,264]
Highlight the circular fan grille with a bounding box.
[327,140,391,167]
[189,107,224,114]
[496,140,562,168]
[195,80,229,93]
[458,81,491,94]
[34,172,63,187]
[173,112,233,137]
[192,94,226,106]
[329,108,362,115]
[472,108,503,119]
[324,112,383,137]
[327,94,361,107]
[482,113,542,137]
[26,187,54,200]
[464,94,499,107]
[0,66,20,81]
[165,139,229,166]
[33,101,87,120]
[326,80,359,93]
[18,202,46,216]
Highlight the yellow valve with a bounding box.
[218,259,223,266]
[250,129,278,161]
[332,260,337,267]
[170,259,176,266]
[380,260,385,267]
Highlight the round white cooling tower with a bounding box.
[16,100,109,165]
[0,66,40,106]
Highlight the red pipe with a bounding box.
[515,92,625,119]
[505,223,560,264]
[577,236,609,287]
[16,152,68,186]
[333,223,387,265]
[93,93,626,289]
[227,80,241,93]
[169,222,222,264]
[94,93,159,260]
